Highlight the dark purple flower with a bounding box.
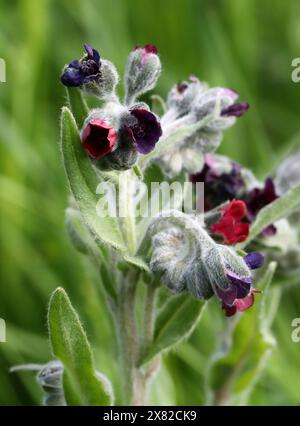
[222,288,258,317]
[126,108,162,154]
[245,177,278,218]
[212,249,264,317]
[61,44,101,87]
[215,271,252,306]
[177,82,189,93]
[190,157,245,211]
[221,102,250,117]
[244,178,279,232]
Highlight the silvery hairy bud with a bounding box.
[37,361,65,406]
[158,85,249,177]
[165,75,207,120]
[124,44,161,106]
[192,87,249,130]
[148,211,264,316]
[10,361,65,406]
[61,44,119,100]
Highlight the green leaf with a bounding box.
[66,87,89,129]
[60,107,126,251]
[123,254,151,273]
[140,294,207,365]
[206,262,280,406]
[65,207,118,301]
[240,183,300,248]
[48,287,113,405]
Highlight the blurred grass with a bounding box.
[1,0,300,405]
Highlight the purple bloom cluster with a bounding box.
[190,155,279,235]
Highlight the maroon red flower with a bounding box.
[218,252,264,316]
[210,200,250,245]
[126,108,162,154]
[82,119,118,159]
[222,288,261,317]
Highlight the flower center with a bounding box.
[132,123,146,138]
[81,59,99,75]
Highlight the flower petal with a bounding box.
[244,252,264,270]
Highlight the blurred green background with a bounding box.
[1,0,300,405]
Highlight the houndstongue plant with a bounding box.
[12,44,300,406]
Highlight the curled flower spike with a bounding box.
[210,200,250,244]
[82,118,118,159]
[148,211,264,316]
[61,44,101,87]
[126,108,162,154]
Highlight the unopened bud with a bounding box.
[124,44,161,105]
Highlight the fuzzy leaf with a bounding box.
[48,287,113,405]
[141,294,206,365]
[65,207,118,301]
[66,87,89,129]
[241,183,300,247]
[60,107,125,251]
[206,262,280,405]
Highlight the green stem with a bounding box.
[117,270,139,405]
[116,273,160,405]
[143,282,158,356]
[117,170,137,255]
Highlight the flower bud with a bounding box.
[166,75,206,119]
[36,361,65,406]
[148,211,263,316]
[124,44,161,105]
[60,44,119,99]
[192,87,249,130]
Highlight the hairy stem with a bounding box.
[117,170,137,255]
[143,282,158,355]
[116,273,160,405]
[117,270,139,404]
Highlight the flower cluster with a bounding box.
[190,154,279,239]
[61,44,162,170]
[59,43,295,318]
[157,76,249,176]
[148,212,264,316]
